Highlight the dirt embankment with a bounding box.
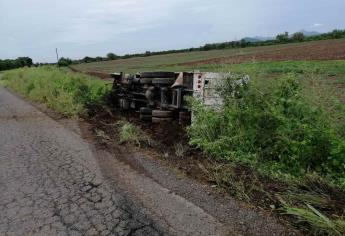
[69,66,111,80]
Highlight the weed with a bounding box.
[117,121,149,147]
[280,202,345,235]
[206,164,252,201]
[95,129,111,141]
[174,143,187,158]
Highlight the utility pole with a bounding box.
[55,48,59,65]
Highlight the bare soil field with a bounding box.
[72,39,345,74]
[181,39,345,66]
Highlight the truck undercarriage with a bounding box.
[110,71,249,124]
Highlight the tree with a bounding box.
[331,29,343,39]
[17,57,33,67]
[276,32,289,42]
[292,32,305,42]
[106,53,118,60]
[58,57,72,67]
[95,56,104,62]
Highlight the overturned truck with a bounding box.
[110,71,249,124]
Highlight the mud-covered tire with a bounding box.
[140,72,175,78]
[152,117,173,123]
[139,78,152,84]
[140,114,152,122]
[152,110,173,118]
[179,111,191,125]
[179,111,191,119]
[140,107,152,115]
[152,78,176,85]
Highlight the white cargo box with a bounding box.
[192,72,249,109]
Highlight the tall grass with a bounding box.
[188,69,345,234]
[281,202,345,235]
[2,66,111,117]
[188,73,345,189]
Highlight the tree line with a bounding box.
[0,57,33,71]
[5,29,343,69]
[57,29,345,66]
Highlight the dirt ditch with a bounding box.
[85,105,345,235]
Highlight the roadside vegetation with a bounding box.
[187,63,345,234]
[2,52,344,235]
[96,59,344,235]
[1,66,111,117]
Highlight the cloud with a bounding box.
[312,23,324,28]
[53,0,190,44]
[1,0,344,62]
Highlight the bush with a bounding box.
[2,67,111,117]
[188,74,345,188]
[106,53,118,60]
[58,57,72,67]
[276,32,289,42]
[292,32,305,42]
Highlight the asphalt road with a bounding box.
[0,86,165,235]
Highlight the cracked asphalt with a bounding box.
[0,86,166,235]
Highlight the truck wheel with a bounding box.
[141,72,175,78]
[152,117,173,123]
[152,78,176,85]
[140,114,152,122]
[152,110,173,118]
[179,111,191,125]
[140,107,152,115]
[139,78,153,84]
[179,111,191,118]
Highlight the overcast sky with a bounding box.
[0,0,344,62]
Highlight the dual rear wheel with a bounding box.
[139,108,174,123]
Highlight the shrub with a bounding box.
[276,32,289,42]
[106,53,118,60]
[188,74,345,188]
[58,57,72,67]
[292,32,305,42]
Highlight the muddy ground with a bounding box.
[86,106,345,235]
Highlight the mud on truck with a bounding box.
[110,71,249,124]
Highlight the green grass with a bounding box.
[117,121,150,147]
[1,66,111,117]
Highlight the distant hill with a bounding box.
[242,36,274,42]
